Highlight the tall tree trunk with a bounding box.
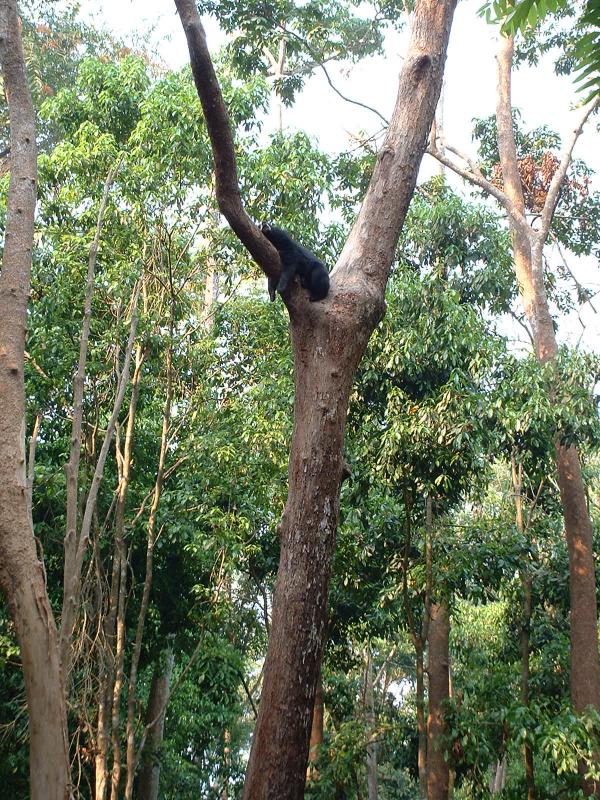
[511,455,536,800]
[427,602,449,800]
[416,637,428,798]
[95,533,121,800]
[447,664,455,799]
[520,572,535,798]
[109,534,128,800]
[404,495,431,800]
[365,646,378,800]
[175,2,457,796]
[0,3,70,797]
[124,308,174,800]
[496,37,600,791]
[95,342,145,800]
[137,646,175,800]
[307,673,324,782]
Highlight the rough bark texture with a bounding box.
[137,648,175,800]
[496,36,600,751]
[427,602,449,800]
[0,3,71,797]
[175,1,457,796]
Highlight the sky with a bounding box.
[80,0,599,349]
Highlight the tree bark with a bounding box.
[124,302,174,800]
[428,31,600,800]
[496,39,600,790]
[419,496,434,798]
[175,1,457,796]
[307,672,324,782]
[511,455,536,800]
[416,637,428,798]
[0,3,71,797]
[490,755,507,794]
[137,646,175,800]
[109,525,128,800]
[95,342,145,800]
[365,646,378,800]
[95,533,122,800]
[427,602,449,800]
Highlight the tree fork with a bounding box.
[174,1,457,796]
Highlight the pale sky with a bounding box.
[80,0,599,349]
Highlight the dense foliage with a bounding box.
[0,1,599,799]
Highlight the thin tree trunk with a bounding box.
[175,2,456,795]
[447,663,455,799]
[60,177,135,687]
[416,637,428,798]
[220,729,232,800]
[511,454,536,800]
[95,342,145,800]
[95,535,121,800]
[263,37,286,132]
[307,672,324,782]
[0,3,70,797]
[520,578,535,797]
[124,307,174,800]
[365,646,378,800]
[61,158,122,677]
[137,646,175,800]
[109,361,140,800]
[427,602,449,800]
[95,672,111,800]
[496,37,600,792]
[403,494,430,800]
[109,534,128,800]
[491,754,507,794]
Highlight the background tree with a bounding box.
[0,2,69,798]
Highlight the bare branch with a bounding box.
[537,98,599,244]
[24,350,50,379]
[63,155,124,617]
[60,283,141,676]
[427,143,531,241]
[279,24,389,126]
[556,240,597,314]
[508,309,535,349]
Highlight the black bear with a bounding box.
[262,224,330,302]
